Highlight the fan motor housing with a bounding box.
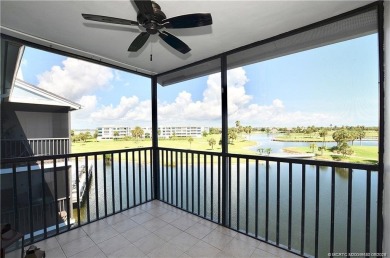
[137,1,166,34]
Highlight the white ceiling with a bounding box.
[0,1,374,76]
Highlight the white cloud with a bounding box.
[37,58,113,101]
[88,96,151,124]
[157,67,337,127]
[65,65,337,128]
[91,96,139,120]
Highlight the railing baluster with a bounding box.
[103,155,107,217]
[111,153,115,213]
[54,159,59,233]
[186,152,189,210]
[204,154,207,218]
[76,157,82,223]
[132,151,136,206]
[218,155,221,224]
[161,150,164,202]
[245,158,249,234]
[198,153,200,215]
[171,150,173,204]
[94,154,99,219]
[150,149,153,200]
[191,153,194,213]
[229,156,232,228]
[28,162,34,242]
[86,156,90,222]
[145,150,148,202]
[237,157,240,230]
[330,166,335,255]
[255,159,258,238]
[175,151,178,206]
[347,168,353,257]
[288,162,292,249]
[301,164,306,256]
[119,152,123,211]
[126,152,130,209]
[166,150,169,202]
[265,160,269,241]
[315,165,320,258]
[276,162,280,245]
[366,169,371,253]
[64,158,70,230]
[138,150,142,204]
[211,155,214,221]
[181,152,184,208]
[41,160,48,236]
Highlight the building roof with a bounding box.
[9,79,81,111]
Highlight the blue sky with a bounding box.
[17,34,378,129]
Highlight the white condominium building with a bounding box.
[97,126,209,140]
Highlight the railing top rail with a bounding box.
[1,138,70,141]
[1,146,378,171]
[1,147,153,164]
[158,147,223,156]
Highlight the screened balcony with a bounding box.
[1,1,389,258]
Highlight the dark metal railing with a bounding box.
[159,148,222,223]
[0,147,153,245]
[158,147,380,257]
[1,146,381,257]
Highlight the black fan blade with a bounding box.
[128,32,150,52]
[134,0,154,15]
[163,13,212,29]
[82,14,139,26]
[159,31,191,54]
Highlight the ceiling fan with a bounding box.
[82,0,212,54]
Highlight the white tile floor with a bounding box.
[6,201,300,258]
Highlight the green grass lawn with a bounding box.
[71,134,258,155]
[283,145,378,164]
[72,134,377,164]
[274,130,378,142]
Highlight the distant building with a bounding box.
[158,126,210,139]
[97,126,209,140]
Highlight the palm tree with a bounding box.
[244,126,252,140]
[228,128,237,144]
[93,129,98,141]
[131,126,144,142]
[356,127,366,146]
[113,131,119,141]
[319,128,328,147]
[188,137,194,149]
[208,138,216,150]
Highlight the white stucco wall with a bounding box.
[383,0,389,254]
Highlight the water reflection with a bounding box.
[74,153,378,258]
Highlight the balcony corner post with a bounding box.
[151,75,160,200]
[380,0,389,254]
[221,55,229,226]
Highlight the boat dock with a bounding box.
[72,164,93,207]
